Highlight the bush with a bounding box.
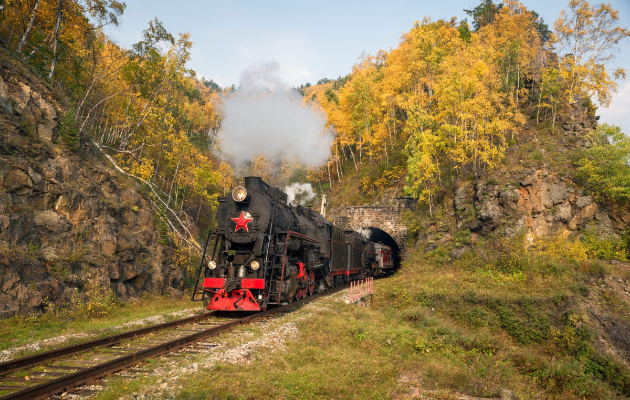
[58,111,80,150]
[535,234,588,263]
[578,260,607,279]
[485,234,530,275]
[575,124,630,204]
[582,228,628,261]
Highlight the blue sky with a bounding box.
[104,0,630,132]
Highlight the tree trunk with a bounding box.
[346,143,359,171]
[152,140,164,184]
[119,85,162,151]
[167,158,181,207]
[327,161,332,188]
[16,0,41,53]
[48,0,65,79]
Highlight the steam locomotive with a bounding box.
[192,177,392,311]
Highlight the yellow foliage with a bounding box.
[535,234,588,263]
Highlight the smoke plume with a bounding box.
[216,61,333,167]
[285,182,316,205]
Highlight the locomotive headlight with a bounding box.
[250,261,260,271]
[208,260,217,270]
[232,186,248,202]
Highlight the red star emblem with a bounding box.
[231,211,253,232]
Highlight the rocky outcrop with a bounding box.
[452,168,627,245]
[0,54,184,318]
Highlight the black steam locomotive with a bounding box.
[192,177,390,311]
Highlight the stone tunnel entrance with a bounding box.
[360,227,401,269]
[330,197,416,271]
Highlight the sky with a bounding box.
[104,0,630,133]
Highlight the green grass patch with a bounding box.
[167,246,630,399]
[0,295,200,355]
[77,237,630,400]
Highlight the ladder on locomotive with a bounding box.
[266,241,286,304]
[264,196,300,304]
[263,192,284,304]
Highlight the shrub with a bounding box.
[582,228,627,261]
[485,234,530,275]
[58,111,80,150]
[535,233,588,263]
[575,124,630,204]
[578,260,607,279]
[71,282,116,318]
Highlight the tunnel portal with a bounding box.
[360,227,401,270]
[331,197,416,271]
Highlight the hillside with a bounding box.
[0,50,186,317]
[139,91,630,400]
[1,0,630,398]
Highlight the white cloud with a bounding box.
[597,81,630,133]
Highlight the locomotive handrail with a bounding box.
[277,231,291,301]
[278,230,321,244]
[190,224,215,301]
[263,190,279,274]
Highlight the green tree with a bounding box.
[576,124,630,204]
[404,108,443,215]
[201,77,220,92]
[464,0,502,31]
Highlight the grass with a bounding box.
[0,294,201,356]
[89,241,630,400]
[12,232,628,399]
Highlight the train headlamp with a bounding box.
[232,186,248,202]
[250,261,260,271]
[208,260,217,270]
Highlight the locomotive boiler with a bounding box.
[192,177,384,311]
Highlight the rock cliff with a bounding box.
[417,118,629,259]
[0,53,185,317]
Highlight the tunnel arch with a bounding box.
[359,227,402,270]
[330,199,414,253]
[330,199,415,271]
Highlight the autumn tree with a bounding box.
[552,0,629,112]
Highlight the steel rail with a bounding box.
[0,284,349,400]
[0,312,218,376]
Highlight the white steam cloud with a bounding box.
[285,183,316,205]
[216,61,333,167]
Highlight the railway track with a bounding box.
[0,284,349,400]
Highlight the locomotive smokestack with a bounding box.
[244,176,268,191]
